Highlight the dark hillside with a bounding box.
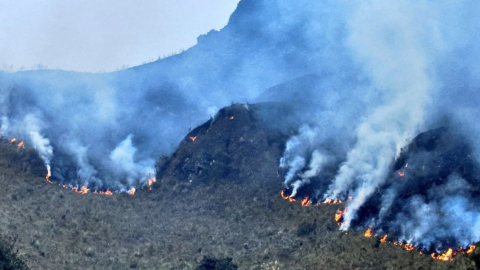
[0,104,477,269]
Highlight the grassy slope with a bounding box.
[0,105,477,270]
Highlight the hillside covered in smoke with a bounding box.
[1,0,480,257]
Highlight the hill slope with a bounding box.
[0,104,477,270]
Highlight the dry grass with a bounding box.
[0,106,477,270]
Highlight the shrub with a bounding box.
[195,256,238,270]
[0,235,28,270]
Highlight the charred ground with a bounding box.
[0,104,478,269]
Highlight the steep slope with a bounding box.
[0,104,477,270]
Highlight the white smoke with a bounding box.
[301,150,329,179]
[24,114,53,167]
[109,134,155,189]
[0,116,9,136]
[280,125,320,185]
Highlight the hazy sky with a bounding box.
[0,0,240,72]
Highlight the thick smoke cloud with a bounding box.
[0,0,480,251]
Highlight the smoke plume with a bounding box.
[0,0,480,252]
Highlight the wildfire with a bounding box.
[45,165,53,184]
[324,198,343,205]
[9,138,16,144]
[229,116,234,120]
[72,186,90,195]
[17,141,25,148]
[147,177,157,191]
[405,163,409,168]
[94,189,114,196]
[380,235,388,243]
[189,136,197,142]
[280,190,296,202]
[404,244,415,251]
[373,230,473,261]
[301,196,311,207]
[364,228,373,238]
[42,164,118,197]
[128,187,136,196]
[398,171,405,177]
[431,248,454,262]
[334,209,344,225]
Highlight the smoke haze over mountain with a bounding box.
[1,0,480,252]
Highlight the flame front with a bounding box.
[147,177,157,191]
[380,235,388,243]
[128,187,136,196]
[364,228,373,238]
[432,248,454,261]
[301,197,311,207]
[276,183,473,262]
[398,171,405,177]
[72,186,89,195]
[280,190,296,202]
[17,141,25,148]
[46,165,53,184]
[335,209,344,225]
[189,136,197,142]
[404,244,415,251]
[9,138,16,144]
[324,198,343,205]
[94,189,113,196]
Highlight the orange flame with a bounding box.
[405,244,415,251]
[301,197,311,207]
[189,136,197,142]
[364,228,373,238]
[467,245,476,254]
[398,171,405,177]
[81,186,89,194]
[9,138,16,144]
[334,209,344,225]
[46,166,53,184]
[380,235,388,243]
[94,189,113,196]
[72,186,90,195]
[147,177,157,186]
[280,190,296,202]
[324,198,343,205]
[128,187,136,196]
[229,116,234,120]
[147,177,157,191]
[432,248,454,261]
[17,141,25,148]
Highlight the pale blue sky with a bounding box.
[0,0,240,72]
